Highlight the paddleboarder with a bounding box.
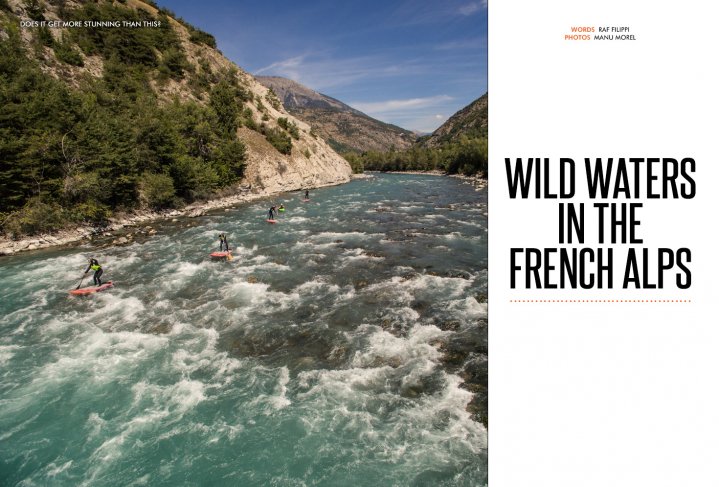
[84,258,103,287]
[268,206,276,220]
[219,233,229,252]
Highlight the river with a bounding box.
[0,174,487,486]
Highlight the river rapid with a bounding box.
[0,174,487,486]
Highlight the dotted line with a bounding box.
[510,299,691,303]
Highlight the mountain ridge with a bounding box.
[420,94,488,147]
[256,76,416,153]
[418,93,489,147]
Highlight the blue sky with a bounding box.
[158,0,487,133]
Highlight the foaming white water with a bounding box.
[0,344,21,365]
[158,260,211,291]
[285,216,309,223]
[292,240,340,251]
[339,248,384,266]
[363,274,472,306]
[351,324,446,368]
[221,278,300,315]
[291,320,485,471]
[295,359,485,469]
[44,460,73,478]
[248,366,291,413]
[445,297,488,322]
[311,231,382,241]
[294,278,341,296]
[34,330,169,387]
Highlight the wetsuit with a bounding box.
[268,207,276,220]
[219,234,229,251]
[304,190,309,199]
[85,259,103,286]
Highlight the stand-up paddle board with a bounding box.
[302,199,310,202]
[210,251,231,258]
[266,219,277,224]
[70,281,113,295]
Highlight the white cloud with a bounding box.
[253,52,429,91]
[348,96,454,132]
[254,55,307,81]
[350,95,453,116]
[434,37,487,51]
[458,2,482,16]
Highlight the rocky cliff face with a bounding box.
[257,76,416,153]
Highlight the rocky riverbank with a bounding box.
[365,170,487,191]
[0,179,346,256]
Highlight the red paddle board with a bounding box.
[210,251,231,258]
[70,281,113,295]
[266,219,277,224]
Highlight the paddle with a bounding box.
[75,273,87,290]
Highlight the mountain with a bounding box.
[0,0,350,237]
[256,76,416,153]
[346,93,488,175]
[420,94,488,147]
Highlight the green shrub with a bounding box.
[24,0,45,21]
[159,47,189,80]
[169,156,218,200]
[261,124,292,155]
[37,26,54,47]
[277,117,300,139]
[68,202,111,224]
[210,80,239,136]
[62,172,102,204]
[265,88,281,110]
[212,139,247,185]
[140,171,176,208]
[53,36,84,66]
[189,29,217,48]
[241,107,257,131]
[2,198,66,238]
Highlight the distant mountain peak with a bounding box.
[256,76,416,153]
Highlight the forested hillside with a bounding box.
[0,0,350,238]
[343,94,488,176]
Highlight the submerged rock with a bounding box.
[149,322,173,334]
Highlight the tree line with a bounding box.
[342,136,487,176]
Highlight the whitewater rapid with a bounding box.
[0,174,487,486]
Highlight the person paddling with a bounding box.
[278,204,285,212]
[84,258,103,287]
[304,189,310,199]
[218,233,229,252]
[268,206,276,220]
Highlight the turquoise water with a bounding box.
[0,174,487,486]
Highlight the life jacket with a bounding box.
[91,264,101,271]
